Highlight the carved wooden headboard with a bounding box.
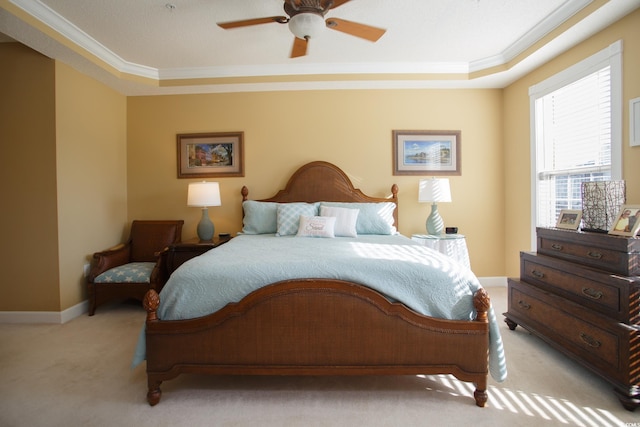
[241,161,399,228]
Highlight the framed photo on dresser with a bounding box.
[609,205,640,236]
[555,209,582,230]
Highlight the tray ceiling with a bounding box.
[1,0,638,95]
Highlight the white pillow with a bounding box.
[320,206,359,237]
[296,215,336,238]
[319,202,397,235]
[276,203,318,236]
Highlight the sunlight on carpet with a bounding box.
[419,374,627,427]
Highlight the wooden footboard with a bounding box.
[143,280,490,407]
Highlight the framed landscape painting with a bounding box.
[177,132,244,178]
[392,130,461,175]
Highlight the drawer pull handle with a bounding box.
[551,243,563,251]
[586,251,602,259]
[581,287,603,300]
[518,300,531,310]
[579,333,601,348]
[531,269,545,279]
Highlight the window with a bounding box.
[529,41,622,246]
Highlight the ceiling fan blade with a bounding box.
[291,37,308,58]
[325,18,386,42]
[218,16,287,29]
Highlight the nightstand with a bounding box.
[411,234,471,269]
[166,236,232,275]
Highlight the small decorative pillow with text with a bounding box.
[319,205,359,237]
[276,203,318,236]
[296,215,336,238]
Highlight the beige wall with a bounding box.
[503,8,640,277]
[2,8,638,313]
[0,43,60,311]
[0,43,127,312]
[55,62,128,310]
[127,89,505,277]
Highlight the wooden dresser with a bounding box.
[504,227,640,411]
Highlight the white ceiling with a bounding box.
[1,0,639,95]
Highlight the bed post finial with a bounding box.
[143,289,160,322]
[241,186,249,202]
[391,184,398,198]
[473,288,490,323]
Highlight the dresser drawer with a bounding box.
[507,280,629,379]
[536,227,640,276]
[520,252,640,324]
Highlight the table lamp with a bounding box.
[187,182,221,242]
[418,178,452,235]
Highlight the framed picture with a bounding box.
[177,132,244,178]
[609,205,640,236]
[555,209,582,230]
[392,130,461,175]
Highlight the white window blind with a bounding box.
[529,41,622,247]
[535,66,612,228]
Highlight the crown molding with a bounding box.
[4,0,638,95]
[7,0,592,83]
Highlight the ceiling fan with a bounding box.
[217,0,386,58]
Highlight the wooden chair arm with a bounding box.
[106,243,126,251]
[150,247,171,291]
[154,246,170,258]
[88,242,132,281]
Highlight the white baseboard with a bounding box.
[478,276,507,288]
[0,300,88,324]
[61,300,89,323]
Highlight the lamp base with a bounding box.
[197,207,215,242]
[426,203,444,235]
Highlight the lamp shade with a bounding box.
[187,182,221,207]
[288,12,325,39]
[418,178,452,203]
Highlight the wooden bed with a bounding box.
[142,161,491,407]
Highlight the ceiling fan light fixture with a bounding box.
[288,12,325,40]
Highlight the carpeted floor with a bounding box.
[0,286,636,427]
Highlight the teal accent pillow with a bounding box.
[276,203,318,236]
[93,262,155,283]
[242,201,278,234]
[320,202,396,235]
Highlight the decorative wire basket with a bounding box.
[581,181,625,233]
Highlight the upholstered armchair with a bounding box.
[87,220,184,315]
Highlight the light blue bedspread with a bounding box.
[132,234,507,382]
